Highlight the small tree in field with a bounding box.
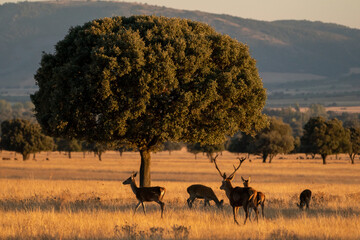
[82,141,110,161]
[161,141,184,155]
[0,119,54,160]
[253,117,294,163]
[226,132,255,159]
[31,16,267,186]
[55,138,82,159]
[345,127,360,164]
[187,142,225,161]
[301,117,349,164]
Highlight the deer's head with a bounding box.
[123,172,137,185]
[213,155,246,190]
[241,176,251,187]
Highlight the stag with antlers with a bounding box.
[213,155,258,225]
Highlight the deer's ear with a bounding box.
[228,175,234,181]
[241,176,245,181]
[133,172,138,177]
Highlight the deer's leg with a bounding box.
[261,203,265,218]
[141,202,146,215]
[157,200,165,218]
[233,206,239,225]
[254,206,259,223]
[187,197,192,208]
[243,205,249,225]
[134,202,141,215]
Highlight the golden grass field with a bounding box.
[1,149,360,240]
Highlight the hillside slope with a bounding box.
[0,1,360,106]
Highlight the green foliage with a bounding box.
[301,117,349,164]
[0,99,35,124]
[32,16,267,148]
[161,141,185,154]
[187,142,225,161]
[31,15,267,186]
[226,132,255,154]
[308,104,328,119]
[253,117,295,163]
[82,141,110,161]
[54,138,82,159]
[0,119,54,160]
[263,106,308,137]
[345,126,360,164]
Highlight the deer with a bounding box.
[241,176,266,219]
[297,189,312,210]
[122,172,166,218]
[186,184,224,209]
[213,155,258,225]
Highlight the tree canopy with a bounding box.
[301,117,349,164]
[0,119,54,160]
[31,15,267,186]
[252,117,294,163]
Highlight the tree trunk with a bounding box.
[22,153,30,161]
[68,151,72,159]
[321,154,327,164]
[262,154,267,163]
[269,154,274,163]
[140,149,151,187]
[98,152,102,161]
[349,153,355,164]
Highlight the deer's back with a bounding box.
[300,189,312,202]
[136,186,166,202]
[230,187,255,206]
[187,184,216,199]
[257,192,266,204]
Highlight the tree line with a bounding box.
[1,115,359,165]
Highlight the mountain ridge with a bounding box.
[0,1,359,107]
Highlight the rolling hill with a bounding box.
[1,1,360,106]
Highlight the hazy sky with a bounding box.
[1,0,359,29]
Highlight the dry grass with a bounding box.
[1,149,360,239]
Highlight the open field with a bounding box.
[1,149,360,239]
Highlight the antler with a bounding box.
[213,154,224,178]
[228,157,246,179]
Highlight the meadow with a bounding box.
[1,149,360,239]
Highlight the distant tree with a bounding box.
[55,138,82,159]
[346,127,360,164]
[187,142,225,161]
[301,117,349,164]
[161,141,184,155]
[116,143,134,157]
[226,132,255,158]
[0,119,54,160]
[292,136,301,153]
[307,104,328,119]
[253,117,295,163]
[0,100,12,122]
[82,141,110,161]
[31,16,267,187]
[263,106,308,137]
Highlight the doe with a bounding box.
[123,172,166,217]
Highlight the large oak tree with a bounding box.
[31,16,267,186]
